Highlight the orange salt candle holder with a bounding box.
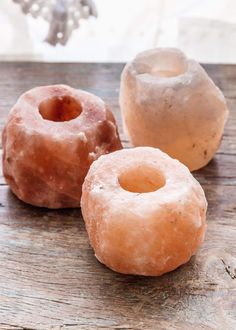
[81,147,207,276]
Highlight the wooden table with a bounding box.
[0,63,235,330]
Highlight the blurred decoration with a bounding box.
[13,0,97,46]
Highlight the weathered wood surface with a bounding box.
[0,62,235,330]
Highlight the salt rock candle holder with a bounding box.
[119,48,229,171]
[81,147,207,276]
[2,85,122,208]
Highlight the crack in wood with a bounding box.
[221,259,236,279]
[0,324,34,330]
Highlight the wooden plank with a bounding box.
[0,62,235,330]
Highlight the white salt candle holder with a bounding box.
[120,48,229,171]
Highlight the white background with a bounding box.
[1,0,236,62]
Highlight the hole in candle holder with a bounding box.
[137,50,188,78]
[119,165,165,193]
[39,96,82,122]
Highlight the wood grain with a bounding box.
[0,62,235,330]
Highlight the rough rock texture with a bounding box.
[2,84,122,208]
[119,48,229,171]
[81,147,207,276]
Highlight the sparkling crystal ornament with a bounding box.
[13,0,97,45]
